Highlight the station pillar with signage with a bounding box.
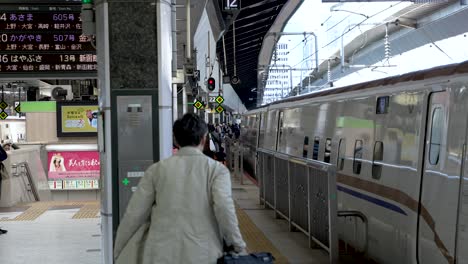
[111,89,159,221]
[95,1,173,263]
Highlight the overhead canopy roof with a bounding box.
[216,0,289,108]
[296,1,461,92]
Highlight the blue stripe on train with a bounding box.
[337,185,407,216]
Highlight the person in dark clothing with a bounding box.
[0,144,8,234]
[215,147,226,165]
[232,124,240,139]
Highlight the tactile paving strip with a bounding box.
[9,203,50,221]
[0,201,100,221]
[236,207,289,264]
[72,203,100,219]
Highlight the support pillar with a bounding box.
[172,83,178,122]
[157,0,173,160]
[182,85,187,114]
[96,0,172,263]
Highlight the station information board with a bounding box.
[0,3,96,76]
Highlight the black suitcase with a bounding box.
[217,252,275,264]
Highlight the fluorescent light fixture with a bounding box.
[45,144,98,151]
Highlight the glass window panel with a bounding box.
[353,140,363,174]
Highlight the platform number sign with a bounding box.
[224,0,240,10]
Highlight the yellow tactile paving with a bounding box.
[72,203,100,219]
[4,200,288,261]
[236,207,289,264]
[10,203,50,221]
[0,201,100,221]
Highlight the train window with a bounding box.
[353,140,363,174]
[372,141,384,180]
[337,139,346,171]
[324,138,332,163]
[429,107,444,165]
[277,111,284,151]
[312,137,320,160]
[376,96,389,114]
[303,136,309,158]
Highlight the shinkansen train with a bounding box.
[239,61,468,264]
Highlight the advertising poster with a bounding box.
[48,179,99,190]
[61,105,98,133]
[48,151,100,179]
[48,180,63,190]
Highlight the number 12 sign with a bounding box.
[224,0,240,10]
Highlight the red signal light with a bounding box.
[207,77,215,91]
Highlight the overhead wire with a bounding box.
[349,25,368,65]
[290,1,409,69]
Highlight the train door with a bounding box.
[256,113,262,150]
[455,109,468,264]
[418,91,460,264]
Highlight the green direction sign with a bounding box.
[15,104,20,113]
[122,178,130,186]
[0,101,8,110]
[215,95,224,104]
[194,100,203,109]
[215,105,225,114]
[0,111,7,120]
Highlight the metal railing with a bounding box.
[338,210,368,255]
[257,148,339,264]
[11,162,39,202]
[225,143,370,260]
[225,139,246,185]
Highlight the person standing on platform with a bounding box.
[0,144,8,234]
[203,133,216,159]
[114,113,246,264]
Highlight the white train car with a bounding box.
[240,61,468,264]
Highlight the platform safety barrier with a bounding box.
[225,139,247,185]
[257,148,339,264]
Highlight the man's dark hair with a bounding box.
[173,113,208,147]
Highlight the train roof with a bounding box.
[247,59,468,114]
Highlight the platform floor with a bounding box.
[0,176,329,264]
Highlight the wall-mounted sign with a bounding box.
[56,101,98,137]
[48,151,100,179]
[49,179,99,190]
[0,53,96,72]
[223,0,240,10]
[0,3,96,76]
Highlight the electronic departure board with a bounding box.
[0,2,96,76]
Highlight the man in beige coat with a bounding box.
[114,113,246,264]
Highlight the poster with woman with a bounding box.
[49,153,66,172]
[47,151,100,179]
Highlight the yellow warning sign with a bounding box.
[0,101,8,110]
[0,111,8,120]
[194,100,203,109]
[215,96,224,104]
[215,105,225,113]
